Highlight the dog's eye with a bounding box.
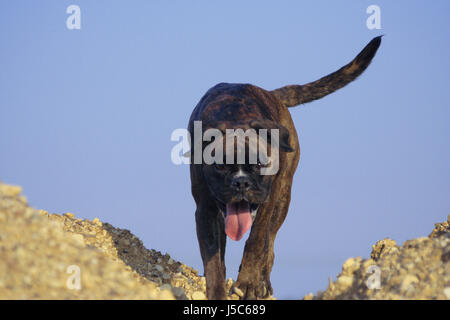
[255,160,269,170]
[214,163,227,171]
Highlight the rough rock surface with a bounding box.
[2,182,448,300]
[0,182,242,300]
[304,216,450,300]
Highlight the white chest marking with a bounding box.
[234,169,247,178]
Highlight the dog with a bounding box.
[188,36,382,300]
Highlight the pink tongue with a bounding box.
[225,201,252,241]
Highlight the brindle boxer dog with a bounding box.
[188,36,382,300]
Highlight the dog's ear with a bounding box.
[250,119,294,152]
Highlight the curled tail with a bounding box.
[271,36,382,107]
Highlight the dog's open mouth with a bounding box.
[224,200,258,241]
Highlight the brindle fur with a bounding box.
[188,37,381,300]
[271,36,382,106]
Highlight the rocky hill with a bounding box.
[305,216,449,300]
[0,182,237,299]
[0,182,448,299]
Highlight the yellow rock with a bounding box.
[336,276,354,289]
[444,287,450,299]
[192,291,206,300]
[342,257,362,275]
[64,213,75,219]
[400,275,419,292]
[159,289,175,300]
[0,184,22,197]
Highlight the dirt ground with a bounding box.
[0,182,448,300]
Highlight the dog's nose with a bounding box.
[231,176,251,192]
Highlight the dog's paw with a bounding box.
[232,277,273,300]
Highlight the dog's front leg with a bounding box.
[195,204,227,300]
[233,204,274,300]
[235,181,295,299]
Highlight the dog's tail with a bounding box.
[271,36,382,107]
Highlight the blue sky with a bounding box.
[1,1,449,299]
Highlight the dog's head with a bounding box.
[200,119,293,241]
